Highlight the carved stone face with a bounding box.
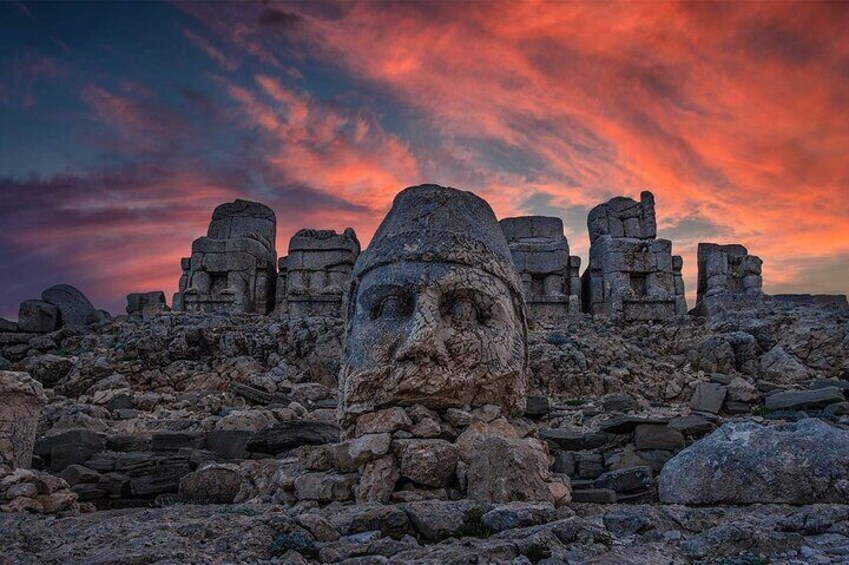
[340,261,527,424]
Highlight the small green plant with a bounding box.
[750,405,772,417]
[455,506,493,539]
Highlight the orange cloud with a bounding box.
[256,0,849,298]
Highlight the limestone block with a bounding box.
[0,371,47,469]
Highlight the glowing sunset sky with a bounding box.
[1,1,847,318]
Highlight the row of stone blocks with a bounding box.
[165,188,771,322]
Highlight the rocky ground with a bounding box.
[1,297,848,564]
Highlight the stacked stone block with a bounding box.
[286,228,360,317]
[499,216,581,319]
[582,191,687,321]
[173,200,277,315]
[693,243,763,316]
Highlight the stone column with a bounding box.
[0,371,47,469]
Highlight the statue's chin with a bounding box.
[339,363,526,424]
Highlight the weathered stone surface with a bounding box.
[294,472,357,502]
[122,454,192,497]
[354,408,411,437]
[126,291,167,316]
[41,284,99,327]
[760,345,810,383]
[24,354,74,387]
[693,243,763,317]
[356,455,399,504]
[764,387,845,411]
[592,466,652,494]
[17,300,60,333]
[0,372,47,469]
[481,502,557,533]
[205,429,252,460]
[286,228,360,318]
[403,500,485,542]
[668,415,714,437]
[571,488,617,503]
[247,421,341,454]
[397,439,458,488]
[689,382,726,414]
[178,463,241,504]
[633,424,685,450]
[524,395,550,417]
[466,436,554,503]
[599,416,668,434]
[339,185,528,425]
[500,216,581,318]
[582,191,686,319]
[348,433,392,467]
[659,419,849,504]
[538,429,610,451]
[174,199,277,314]
[152,431,204,451]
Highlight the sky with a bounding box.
[1,0,848,319]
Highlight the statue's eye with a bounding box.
[443,297,483,327]
[373,294,412,320]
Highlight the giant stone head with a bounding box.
[340,185,528,426]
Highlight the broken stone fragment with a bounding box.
[0,371,48,469]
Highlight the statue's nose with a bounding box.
[394,293,449,365]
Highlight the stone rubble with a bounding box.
[0,184,847,563]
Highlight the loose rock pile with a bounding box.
[0,184,848,563]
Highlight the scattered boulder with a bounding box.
[760,345,810,383]
[179,463,241,504]
[41,284,99,327]
[17,300,60,333]
[659,419,849,504]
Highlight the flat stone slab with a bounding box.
[592,466,652,494]
[764,387,845,411]
[538,429,611,451]
[246,421,341,454]
[570,488,617,503]
[668,415,714,437]
[598,416,669,435]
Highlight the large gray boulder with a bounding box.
[659,419,849,505]
[41,284,98,327]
